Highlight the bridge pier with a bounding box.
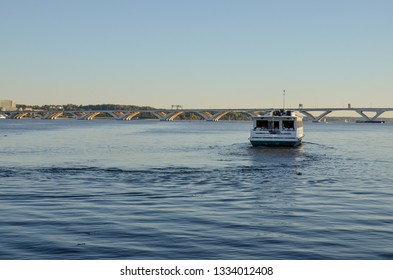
[194,112,211,120]
[150,111,166,121]
[355,109,385,122]
[107,111,124,120]
[209,111,229,121]
[299,110,332,122]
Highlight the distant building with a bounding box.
[0,100,17,111]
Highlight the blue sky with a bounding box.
[1,0,392,108]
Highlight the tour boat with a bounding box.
[249,110,304,147]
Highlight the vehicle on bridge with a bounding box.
[249,110,304,147]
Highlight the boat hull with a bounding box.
[249,139,302,147]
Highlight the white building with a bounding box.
[0,100,17,111]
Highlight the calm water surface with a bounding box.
[0,119,392,259]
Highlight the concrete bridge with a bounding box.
[1,107,392,122]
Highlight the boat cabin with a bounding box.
[253,110,302,132]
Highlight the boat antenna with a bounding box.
[283,90,286,110]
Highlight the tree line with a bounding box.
[16,104,156,111]
[15,104,252,120]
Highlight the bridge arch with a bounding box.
[78,111,121,120]
[210,111,254,121]
[122,111,141,120]
[10,111,44,119]
[166,111,185,121]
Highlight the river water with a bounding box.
[0,119,392,259]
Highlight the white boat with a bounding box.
[249,110,304,147]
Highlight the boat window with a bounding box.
[282,120,294,129]
[269,121,280,129]
[256,120,268,129]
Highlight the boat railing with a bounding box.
[253,127,295,132]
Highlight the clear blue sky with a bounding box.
[1,0,392,108]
